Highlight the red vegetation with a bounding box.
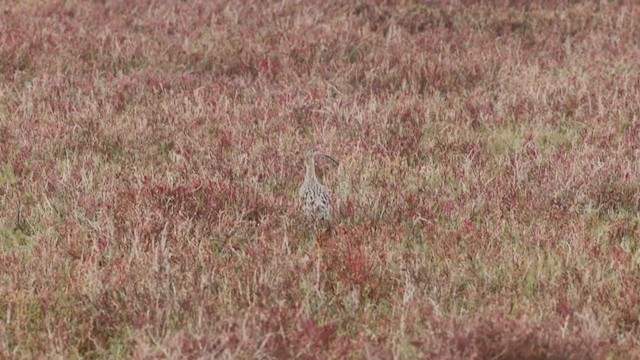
[1,0,640,358]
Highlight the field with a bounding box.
[1,0,640,358]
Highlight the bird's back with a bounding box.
[300,179,332,221]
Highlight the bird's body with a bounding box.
[299,150,338,221]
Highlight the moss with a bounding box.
[486,127,524,155]
[0,226,33,252]
[0,164,18,186]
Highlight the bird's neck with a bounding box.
[305,160,316,182]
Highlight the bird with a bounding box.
[298,150,339,222]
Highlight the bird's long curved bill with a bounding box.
[314,152,339,166]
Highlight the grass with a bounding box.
[1,0,640,358]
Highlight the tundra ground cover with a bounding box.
[1,0,639,358]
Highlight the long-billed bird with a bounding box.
[298,150,339,222]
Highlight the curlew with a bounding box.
[298,150,339,222]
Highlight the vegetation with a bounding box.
[1,0,639,358]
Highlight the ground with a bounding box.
[1,0,639,358]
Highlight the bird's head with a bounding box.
[306,149,339,167]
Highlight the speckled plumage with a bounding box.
[298,150,338,221]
